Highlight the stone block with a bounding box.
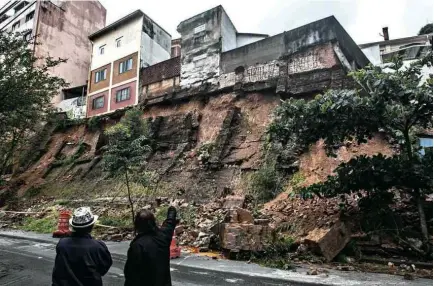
[304,221,350,262]
[219,222,271,252]
[235,207,254,224]
[223,195,245,209]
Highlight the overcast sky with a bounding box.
[98,0,433,44]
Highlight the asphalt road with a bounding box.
[0,236,291,286]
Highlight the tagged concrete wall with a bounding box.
[177,6,223,88]
[35,0,106,103]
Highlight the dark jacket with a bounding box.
[52,232,113,286]
[124,207,177,286]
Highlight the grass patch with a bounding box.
[21,217,57,233]
[98,216,131,228]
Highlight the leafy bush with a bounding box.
[251,234,295,270]
[249,162,281,203]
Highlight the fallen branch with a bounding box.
[394,235,426,256]
[0,210,42,214]
[95,223,118,229]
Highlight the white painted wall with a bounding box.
[236,34,268,48]
[361,45,382,65]
[0,1,36,32]
[90,16,143,70]
[140,32,170,67]
[221,10,236,52]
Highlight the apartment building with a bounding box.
[86,10,171,117]
[0,0,107,107]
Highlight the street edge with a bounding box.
[0,231,327,285]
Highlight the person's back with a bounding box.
[124,206,177,286]
[52,207,112,286]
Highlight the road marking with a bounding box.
[225,278,244,283]
[190,271,208,275]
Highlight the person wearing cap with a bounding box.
[52,207,113,286]
[124,206,177,286]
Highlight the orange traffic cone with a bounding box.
[170,235,181,259]
[53,210,72,238]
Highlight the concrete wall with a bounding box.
[177,6,223,88]
[220,34,285,73]
[34,0,106,103]
[90,15,141,70]
[221,16,369,74]
[236,34,268,48]
[220,8,236,52]
[140,13,171,67]
[361,45,382,65]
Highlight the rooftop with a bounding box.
[89,9,171,41]
[359,33,433,48]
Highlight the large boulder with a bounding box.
[219,223,271,252]
[304,221,350,261]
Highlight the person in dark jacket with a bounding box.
[124,206,177,286]
[52,207,112,286]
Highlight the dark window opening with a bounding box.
[95,69,107,83]
[25,11,34,22]
[92,96,104,109]
[119,58,133,73]
[115,87,131,102]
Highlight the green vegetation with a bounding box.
[102,108,153,225]
[268,53,433,244]
[98,216,131,228]
[21,217,57,233]
[418,23,433,35]
[155,206,169,225]
[249,156,282,204]
[250,234,295,270]
[197,142,215,164]
[179,205,197,227]
[0,31,67,175]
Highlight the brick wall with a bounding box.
[141,56,181,86]
[110,81,137,111]
[87,91,109,117]
[112,52,138,85]
[89,63,111,93]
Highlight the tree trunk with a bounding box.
[403,129,429,242]
[416,189,429,241]
[0,132,19,176]
[125,171,135,226]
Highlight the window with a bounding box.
[12,22,20,32]
[94,68,107,83]
[115,37,122,48]
[119,58,133,73]
[92,96,104,109]
[25,11,34,22]
[0,15,9,24]
[418,137,433,156]
[23,31,31,41]
[99,45,105,55]
[115,87,130,102]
